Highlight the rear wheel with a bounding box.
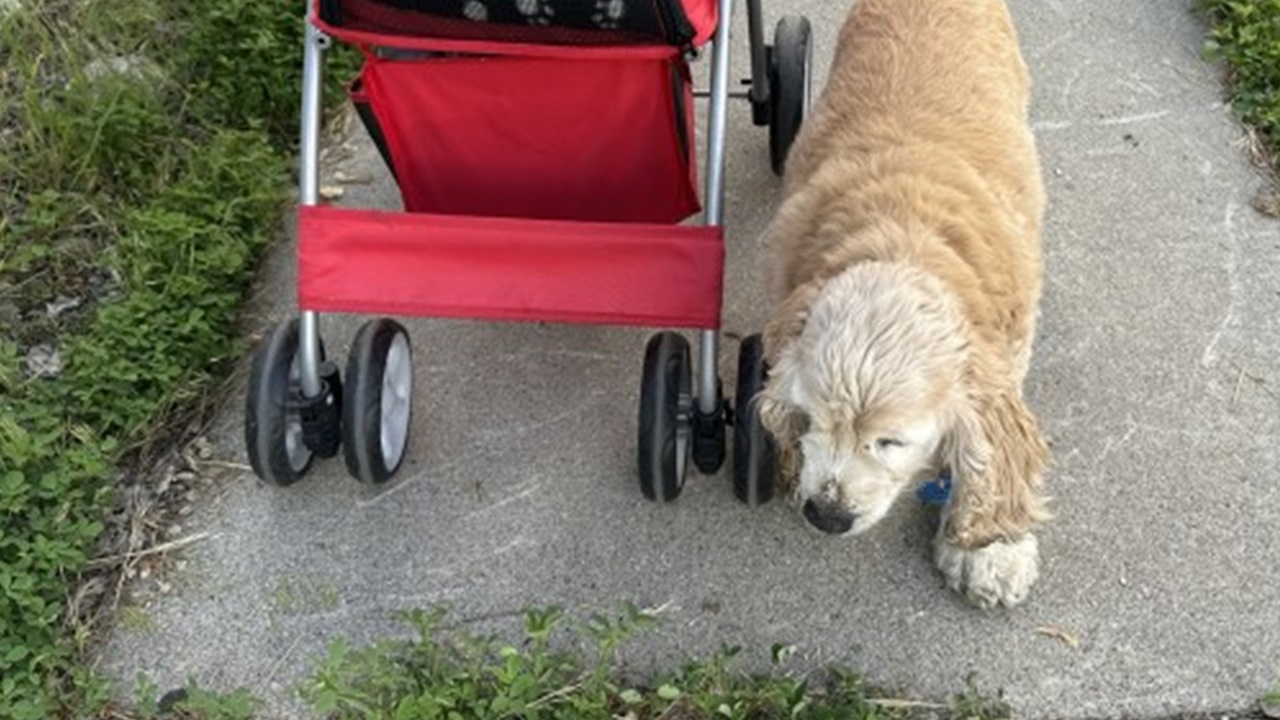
[733,334,777,506]
[638,332,692,502]
[769,15,813,175]
[342,318,414,484]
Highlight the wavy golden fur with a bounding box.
[757,0,1050,608]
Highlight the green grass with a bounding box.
[1201,0,1280,171]
[122,604,1010,720]
[300,605,1011,720]
[0,0,354,715]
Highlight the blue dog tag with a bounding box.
[916,469,953,506]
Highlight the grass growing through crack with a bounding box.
[119,603,1014,720]
[295,604,1010,720]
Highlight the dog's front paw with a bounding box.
[934,533,1039,608]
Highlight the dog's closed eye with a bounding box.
[875,437,905,450]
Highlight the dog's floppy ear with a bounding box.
[761,279,821,363]
[942,353,1050,548]
[758,281,818,434]
[757,280,822,488]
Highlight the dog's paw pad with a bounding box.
[935,533,1039,608]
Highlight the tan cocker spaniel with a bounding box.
[758,0,1050,608]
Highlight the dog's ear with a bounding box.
[758,279,823,428]
[757,281,822,488]
[762,280,822,363]
[942,358,1050,548]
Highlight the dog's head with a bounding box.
[758,261,1045,539]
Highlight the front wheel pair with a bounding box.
[637,332,777,506]
[244,317,413,487]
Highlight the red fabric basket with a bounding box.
[356,51,700,223]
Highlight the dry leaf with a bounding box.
[319,185,345,200]
[334,170,371,184]
[1036,625,1080,648]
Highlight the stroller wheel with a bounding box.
[245,318,323,486]
[342,318,414,484]
[733,334,778,506]
[638,331,692,502]
[769,15,813,176]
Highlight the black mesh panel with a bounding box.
[324,0,695,45]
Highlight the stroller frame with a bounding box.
[246,0,812,504]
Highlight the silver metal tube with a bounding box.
[699,0,735,415]
[298,10,326,398]
[698,328,719,414]
[300,16,324,209]
[703,0,733,228]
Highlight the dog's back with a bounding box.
[769,0,1045,356]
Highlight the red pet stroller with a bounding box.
[244,0,812,506]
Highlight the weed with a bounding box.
[302,604,1005,720]
[1201,0,1280,172]
[0,0,332,712]
[131,674,261,720]
[1262,677,1280,718]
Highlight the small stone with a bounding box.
[157,581,172,594]
[1251,187,1278,218]
[193,437,214,460]
[319,185,345,200]
[83,54,162,83]
[24,344,62,378]
[0,300,20,328]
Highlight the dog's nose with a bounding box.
[803,498,855,535]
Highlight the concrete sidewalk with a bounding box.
[101,0,1280,717]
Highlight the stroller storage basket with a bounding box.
[352,51,700,223]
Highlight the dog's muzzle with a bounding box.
[803,497,855,535]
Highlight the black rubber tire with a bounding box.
[245,318,319,486]
[342,318,414,484]
[737,333,773,502]
[638,331,692,502]
[769,15,812,176]
[733,334,778,506]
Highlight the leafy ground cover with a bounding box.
[0,0,352,714]
[1200,0,1280,213]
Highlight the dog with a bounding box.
[756,0,1050,608]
